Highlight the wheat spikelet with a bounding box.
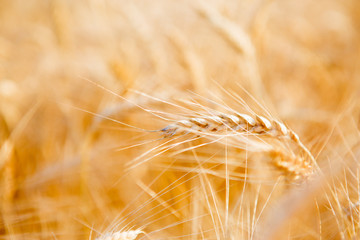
[95,230,143,240]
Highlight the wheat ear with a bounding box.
[95,230,143,240]
[162,112,297,141]
[269,149,313,181]
[160,112,316,179]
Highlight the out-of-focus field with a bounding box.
[0,0,360,239]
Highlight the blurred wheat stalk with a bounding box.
[0,0,360,239]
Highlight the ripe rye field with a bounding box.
[0,0,360,239]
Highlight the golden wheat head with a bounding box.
[160,111,316,181]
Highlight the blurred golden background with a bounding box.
[0,0,360,239]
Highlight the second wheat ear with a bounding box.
[160,111,316,180]
[95,229,144,240]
